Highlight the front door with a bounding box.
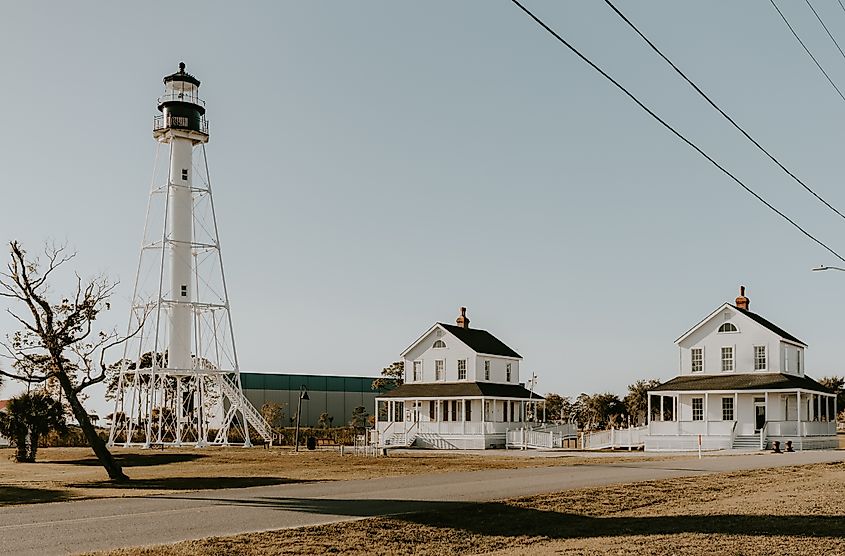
[755,404,766,431]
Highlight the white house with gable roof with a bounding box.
[645,287,837,451]
[374,307,542,449]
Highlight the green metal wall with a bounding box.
[241,373,380,428]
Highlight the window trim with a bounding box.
[721,346,734,373]
[753,345,767,372]
[690,347,704,373]
[432,340,446,349]
[435,359,445,381]
[692,397,704,421]
[506,363,512,382]
[721,397,734,421]
[717,322,739,333]
[484,360,490,381]
[457,359,467,381]
[413,360,422,382]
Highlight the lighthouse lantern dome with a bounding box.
[154,62,208,137]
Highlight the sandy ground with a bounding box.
[0,446,683,504]
[88,460,845,556]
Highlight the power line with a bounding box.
[770,0,845,103]
[508,0,845,264]
[805,0,845,63]
[602,0,845,222]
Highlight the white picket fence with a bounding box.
[582,426,646,450]
[506,423,578,449]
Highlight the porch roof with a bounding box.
[651,372,832,393]
[377,381,542,399]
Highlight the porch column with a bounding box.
[481,398,486,423]
[647,394,652,425]
[660,396,665,422]
[734,392,738,422]
[674,396,678,421]
[764,392,768,425]
[797,390,802,438]
[705,392,710,435]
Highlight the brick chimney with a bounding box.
[735,285,749,310]
[456,306,470,329]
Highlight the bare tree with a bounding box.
[0,241,137,481]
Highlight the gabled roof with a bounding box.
[378,381,541,399]
[733,306,805,346]
[675,302,806,346]
[651,373,830,393]
[438,323,522,358]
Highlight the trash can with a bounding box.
[306,436,317,450]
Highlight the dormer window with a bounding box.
[718,322,738,333]
[433,340,446,349]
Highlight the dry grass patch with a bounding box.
[90,461,845,556]
[0,446,678,505]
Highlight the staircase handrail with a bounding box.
[220,375,272,441]
[759,421,768,450]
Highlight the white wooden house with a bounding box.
[645,287,837,451]
[374,308,542,449]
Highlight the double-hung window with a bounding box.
[754,346,766,371]
[484,360,490,381]
[506,363,512,382]
[797,349,802,373]
[413,361,422,381]
[457,359,467,380]
[435,360,444,381]
[722,397,734,421]
[692,397,704,421]
[721,346,734,372]
[691,348,703,373]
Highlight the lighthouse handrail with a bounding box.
[157,93,206,106]
[218,374,272,442]
[153,114,209,134]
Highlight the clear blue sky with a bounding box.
[4,2,845,416]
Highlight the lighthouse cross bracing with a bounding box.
[108,64,271,448]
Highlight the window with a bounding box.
[691,348,703,373]
[506,363,512,382]
[435,360,444,381]
[754,346,766,371]
[718,322,738,333]
[413,361,422,382]
[457,359,467,380]
[181,168,188,181]
[484,360,490,381]
[433,340,446,349]
[451,400,458,422]
[722,397,734,421]
[721,347,734,372]
[180,284,187,297]
[797,349,802,373]
[692,397,703,421]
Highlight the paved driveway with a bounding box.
[1,450,841,555]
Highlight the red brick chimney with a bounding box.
[735,286,749,310]
[456,306,470,329]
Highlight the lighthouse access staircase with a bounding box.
[218,375,273,443]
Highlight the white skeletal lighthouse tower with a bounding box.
[108,63,270,447]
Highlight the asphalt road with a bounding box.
[1,450,841,555]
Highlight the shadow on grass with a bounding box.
[0,486,72,505]
[73,476,307,491]
[52,452,207,468]
[155,496,845,539]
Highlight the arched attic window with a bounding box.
[718,322,738,333]
[433,340,447,348]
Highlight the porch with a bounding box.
[374,397,542,450]
[644,388,838,451]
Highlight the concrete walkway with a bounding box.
[1,450,841,555]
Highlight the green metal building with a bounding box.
[240,373,380,428]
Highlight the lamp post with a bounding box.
[812,265,845,273]
[294,385,309,452]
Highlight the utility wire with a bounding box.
[838,0,845,19]
[806,0,845,62]
[770,0,845,103]
[602,0,845,222]
[509,0,845,264]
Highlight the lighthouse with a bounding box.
[108,64,270,448]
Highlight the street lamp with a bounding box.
[813,265,845,272]
[294,385,309,452]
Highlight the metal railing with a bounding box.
[158,92,206,106]
[153,114,209,134]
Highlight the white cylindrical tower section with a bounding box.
[168,137,193,371]
[153,62,209,372]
